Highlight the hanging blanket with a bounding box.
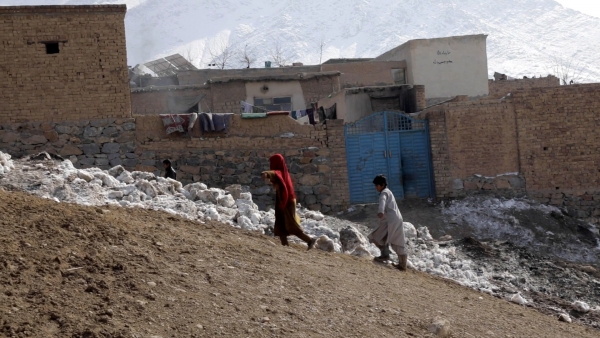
[242,113,267,119]
[199,112,215,132]
[266,111,290,116]
[212,113,233,132]
[160,114,195,135]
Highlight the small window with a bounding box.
[392,68,405,84]
[273,97,291,104]
[45,42,59,54]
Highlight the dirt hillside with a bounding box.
[0,189,597,338]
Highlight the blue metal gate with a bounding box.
[345,111,434,204]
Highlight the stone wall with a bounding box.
[0,6,131,123]
[0,118,136,170]
[488,75,559,98]
[134,114,350,212]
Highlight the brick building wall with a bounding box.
[488,75,560,98]
[0,5,130,123]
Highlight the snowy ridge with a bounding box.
[5,0,600,82]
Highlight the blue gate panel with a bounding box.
[399,130,431,198]
[346,132,387,204]
[386,133,405,200]
[345,111,433,204]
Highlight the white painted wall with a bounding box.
[376,34,489,99]
[245,81,306,111]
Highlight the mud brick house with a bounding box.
[0,5,130,123]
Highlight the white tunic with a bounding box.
[368,188,405,250]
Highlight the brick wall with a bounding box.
[445,100,519,179]
[488,75,560,98]
[210,82,247,114]
[0,6,131,123]
[513,84,600,221]
[300,76,340,106]
[423,83,600,224]
[418,107,450,197]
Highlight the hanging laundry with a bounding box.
[325,103,337,120]
[188,113,198,132]
[297,109,307,118]
[242,113,267,119]
[291,111,298,120]
[199,112,215,133]
[160,114,192,135]
[212,113,233,132]
[306,108,316,125]
[240,101,253,113]
[318,107,326,122]
[266,111,290,116]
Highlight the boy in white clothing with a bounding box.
[368,175,408,270]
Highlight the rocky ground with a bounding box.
[2,189,600,338]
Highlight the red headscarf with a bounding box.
[269,154,296,209]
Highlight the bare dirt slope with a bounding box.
[0,189,597,338]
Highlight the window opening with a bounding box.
[45,42,59,54]
[254,96,292,111]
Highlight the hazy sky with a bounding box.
[555,0,600,18]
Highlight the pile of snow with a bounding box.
[0,152,14,175]
[441,196,560,245]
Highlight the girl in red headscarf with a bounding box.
[262,154,316,250]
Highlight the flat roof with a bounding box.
[208,71,341,84]
[0,5,127,14]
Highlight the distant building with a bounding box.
[376,34,489,101]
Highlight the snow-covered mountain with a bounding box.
[4,0,600,82]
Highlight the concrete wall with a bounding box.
[245,81,307,111]
[376,34,489,99]
[0,5,131,123]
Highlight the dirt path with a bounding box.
[0,189,597,338]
